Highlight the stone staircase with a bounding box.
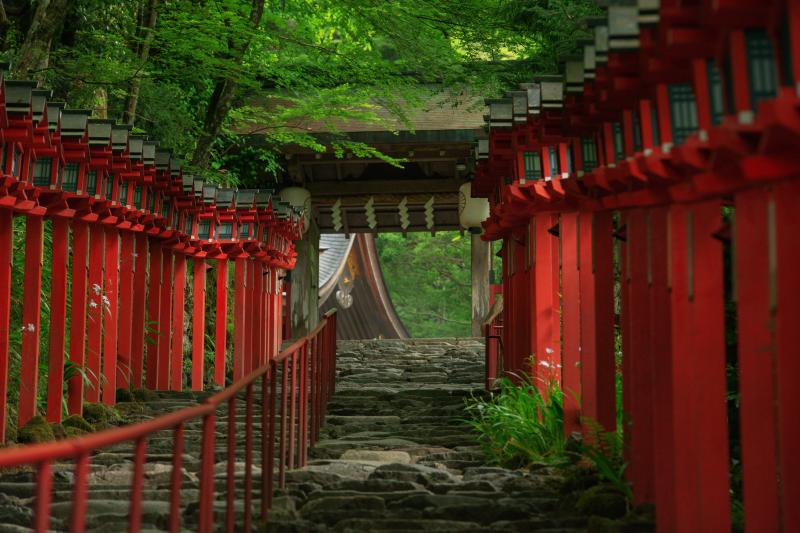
[266,339,590,532]
[0,338,601,532]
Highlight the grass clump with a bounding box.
[464,375,566,468]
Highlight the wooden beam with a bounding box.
[307,178,464,197]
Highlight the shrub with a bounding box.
[464,374,566,468]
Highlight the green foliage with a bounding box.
[580,418,632,502]
[376,231,470,338]
[464,375,567,468]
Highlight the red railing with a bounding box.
[0,310,337,533]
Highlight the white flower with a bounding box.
[89,300,98,309]
[92,283,102,295]
[545,347,554,355]
[24,323,35,332]
[102,295,110,306]
[539,360,551,368]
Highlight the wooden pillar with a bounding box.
[253,261,263,368]
[46,218,69,422]
[579,211,615,433]
[0,210,12,440]
[233,257,246,381]
[157,248,173,390]
[130,233,148,389]
[648,207,676,531]
[624,208,655,503]
[560,212,581,436]
[192,257,206,391]
[117,231,135,388]
[85,223,105,403]
[775,180,800,532]
[18,215,44,425]
[145,242,161,389]
[101,226,119,405]
[214,259,228,386]
[534,213,560,384]
[290,219,319,337]
[171,253,186,391]
[669,201,730,531]
[246,258,256,373]
[67,221,88,415]
[470,233,491,337]
[736,189,779,531]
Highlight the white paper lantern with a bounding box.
[279,186,312,232]
[458,182,489,233]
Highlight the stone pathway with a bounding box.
[267,339,591,532]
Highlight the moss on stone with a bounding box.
[116,388,134,403]
[576,484,628,519]
[62,414,94,433]
[82,402,122,427]
[50,423,67,440]
[17,416,55,444]
[64,426,88,439]
[131,388,158,402]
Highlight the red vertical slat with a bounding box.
[117,231,135,388]
[192,258,206,391]
[735,189,779,532]
[128,437,147,533]
[131,233,148,389]
[279,357,288,487]
[171,253,186,391]
[215,259,228,386]
[579,211,616,433]
[19,215,44,425]
[34,461,52,533]
[648,207,676,532]
[145,242,162,389]
[560,212,581,436]
[775,179,800,531]
[70,453,90,531]
[534,215,555,383]
[45,218,69,422]
[670,201,730,531]
[168,423,185,533]
[244,383,254,529]
[226,397,236,533]
[625,208,655,504]
[246,259,256,373]
[157,248,173,390]
[0,210,13,441]
[289,351,298,469]
[67,221,88,415]
[86,224,105,403]
[198,414,217,533]
[102,227,119,405]
[233,257,246,380]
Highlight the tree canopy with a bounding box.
[0,0,598,185]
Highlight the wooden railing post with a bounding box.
[171,252,186,391]
[130,233,148,389]
[45,218,69,422]
[86,223,105,403]
[0,209,13,441]
[67,220,88,415]
[192,257,206,391]
[117,231,135,389]
[214,259,228,387]
[233,257,246,381]
[145,241,162,389]
[157,248,173,390]
[560,212,581,436]
[102,226,119,405]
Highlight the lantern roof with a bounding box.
[111,124,132,152]
[31,89,52,124]
[87,119,114,147]
[143,141,157,166]
[155,150,171,170]
[45,102,64,133]
[235,189,256,209]
[60,109,91,139]
[4,80,38,115]
[128,135,145,160]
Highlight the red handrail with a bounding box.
[0,310,338,533]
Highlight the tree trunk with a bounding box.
[191,0,265,169]
[123,0,160,126]
[14,0,73,80]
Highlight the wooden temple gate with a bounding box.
[477,0,799,531]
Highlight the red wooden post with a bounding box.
[86,224,105,403]
[735,188,780,531]
[67,221,88,415]
[775,180,800,532]
[130,233,148,389]
[45,218,69,422]
[534,212,559,385]
[233,257,246,380]
[157,248,173,390]
[171,253,186,391]
[0,210,12,441]
[19,215,44,425]
[145,242,162,389]
[579,211,615,433]
[214,259,228,386]
[624,208,655,503]
[247,259,257,372]
[117,231,135,388]
[669,201,730,531]
[253,261,263,368]
[192,258,206,391]
[647,207,676,532]
[101,227,119,405]
[560,212,581,436]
